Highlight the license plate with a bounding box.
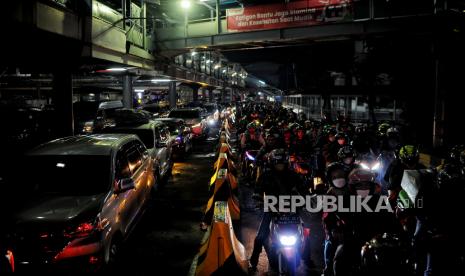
[275,215,300,225]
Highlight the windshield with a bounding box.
[169,110,199,119]
[25,155,110,196]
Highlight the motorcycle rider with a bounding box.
[322,131,346,166]
[291,125,312,156]
[250,149,309,272]
[384,145,425,202]
[337,145,359,176]
[322,163,351,276]
[240,122,265,152]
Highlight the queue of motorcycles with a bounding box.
[238,129,442,276]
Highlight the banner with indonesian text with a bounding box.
[226,0,353,32]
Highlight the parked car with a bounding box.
[98,120,173,182]
[168,108,207,138]
[1,134,154,271]
[154,118,193,158]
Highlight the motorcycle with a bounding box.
[290,154,325,195]
[242,150,259,185]
[269,212,310,276]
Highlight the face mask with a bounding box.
[333,178,346,188]
[356,189,370,198]
[343,157,353,165]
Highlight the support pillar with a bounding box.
[216,0,221,34]
[169,81,177,109]
[122,75,133,108]
[52,71,74,136]
[192,86,199,102]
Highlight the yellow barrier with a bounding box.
[195,201,248,276]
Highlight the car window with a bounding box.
[126,142,143,173]
[161,127,170,142]
[135,139,149,159]
[115,149,131,181]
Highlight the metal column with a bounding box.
[122,75,133,108]
[192,86,199,102]
[169,81,177,110]
[52,71,74,136]
[216,0,221,34]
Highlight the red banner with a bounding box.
[226,0,353,32]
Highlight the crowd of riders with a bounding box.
[233,101,465,276]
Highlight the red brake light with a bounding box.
[64,222,96,238]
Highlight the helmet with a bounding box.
[398,145,419,166]
[338,145,356,161]
[437,167,463,190]
[378,123,391,136]
[268,149,289,166]
[326,162,347,188]
[449,145,465,163]
[361,233,408,274]
[247,122,256,130]
[386,127,400,137]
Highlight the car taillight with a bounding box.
[64,222,98,239]
[6,250,14,272]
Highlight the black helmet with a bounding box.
[326,162,347,188]
[338,145,356,160]
[361,233,409,274]
[449,145,465,163]
[268,149,289,166]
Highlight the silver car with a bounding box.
[4,134,155,271]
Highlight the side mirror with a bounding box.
[114,178,135,194]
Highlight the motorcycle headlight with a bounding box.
[208,119,216,126]
[371,162,381,171]
[279,235,297,246]
[360,163,370,170]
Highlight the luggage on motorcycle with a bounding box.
[400,169,434,206]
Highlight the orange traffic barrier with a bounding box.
[195,201,247,276]
[204,168,240,224]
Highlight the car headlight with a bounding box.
[279,235,297,246]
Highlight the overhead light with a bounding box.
[232,72,237,76]
[106,68,127,72]
[191,52,197,56]
[258,80,266,85]
[151,79,172,83]
[134,89,145,92]
[181,0,191,9]
[214,64,221,69]
[222,69,227,73]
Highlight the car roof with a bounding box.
[28,134,136,156]
[154,118,185,123]
[170,108,201,112]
